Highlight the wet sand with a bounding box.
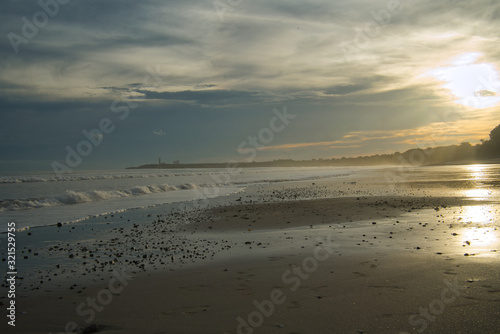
[5,189,500,334]
[20,252,499,334]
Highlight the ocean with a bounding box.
[0,167,356,230]
[2,164,500,232]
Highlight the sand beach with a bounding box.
[2,166,500,334]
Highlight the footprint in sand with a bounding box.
[309,285,328,292]
[287,300,301,309]
[178,284,210,291]
[162,305,211,316]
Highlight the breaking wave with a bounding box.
[0,172,225,184]
[0,183,206,212]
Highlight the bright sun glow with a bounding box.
[429,53,500,109]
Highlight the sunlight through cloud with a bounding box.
[429,53,500,109]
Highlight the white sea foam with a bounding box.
[0,167,357,229]
[0,183,206,212]
[0,172,227,184]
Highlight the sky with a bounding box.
[1,0,500,171]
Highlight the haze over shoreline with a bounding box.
[129,123,500,169]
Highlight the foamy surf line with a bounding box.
[1,185,245,231]
[0,167,354,184]
[0,171,232,183]
[0,167,358,231]
[0,182,213,212]
[0,172,353,212]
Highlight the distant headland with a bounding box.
[128,123,500,169]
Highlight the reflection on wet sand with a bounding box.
[462,227,497,247]
[467,164,487,181]
[463,165,493,199]
[459,204,495,224]
[456,203,498,257]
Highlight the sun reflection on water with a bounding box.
[467,164,487,181]
[460,205,494,224]
[457,204,498,251]
[462,227,498,247]
[463,165,492,199]
[464,188,492,199]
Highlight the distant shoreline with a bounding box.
[128,123,500,170]
[127,158,500,169]
[427,157,500,166]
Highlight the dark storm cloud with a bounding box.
[324,84,370,96]
[134,89,263,104]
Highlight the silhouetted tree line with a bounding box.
[131,124,500,169]
[476,123,500,159]
[317,123,500,166]
[287,122,500,166]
